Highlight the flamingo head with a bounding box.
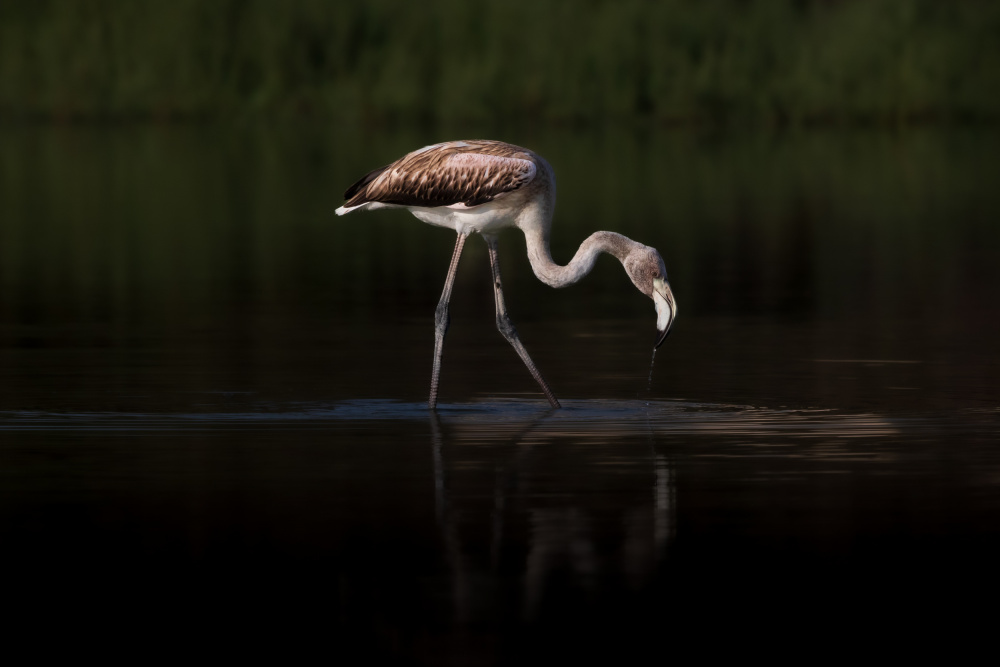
[624,246,677,348]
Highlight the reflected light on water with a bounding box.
[0,398,902,439]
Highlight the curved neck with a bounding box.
[523,227,641,288]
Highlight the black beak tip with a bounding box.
[654,325,671,349]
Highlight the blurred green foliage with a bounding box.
[0,0,997,124]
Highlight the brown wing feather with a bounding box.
[343,165,389,201]
[342,140,536,209]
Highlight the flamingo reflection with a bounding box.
[429,410,676,625]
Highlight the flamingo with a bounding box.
[336,140,677,409]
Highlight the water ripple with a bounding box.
[0,398,928,438]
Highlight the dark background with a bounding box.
[2,2,999,664]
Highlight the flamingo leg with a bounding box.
[430,232,468,409]
[485,236,560,408]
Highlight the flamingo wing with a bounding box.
[342,141,537,210]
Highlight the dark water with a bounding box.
[2,125,999,661]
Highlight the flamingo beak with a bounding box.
[653,278,676,348]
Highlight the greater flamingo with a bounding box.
[337,140,677,409]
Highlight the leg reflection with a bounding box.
[430,411,470,622]
[489,414,554,570]
[430,409,553,625]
